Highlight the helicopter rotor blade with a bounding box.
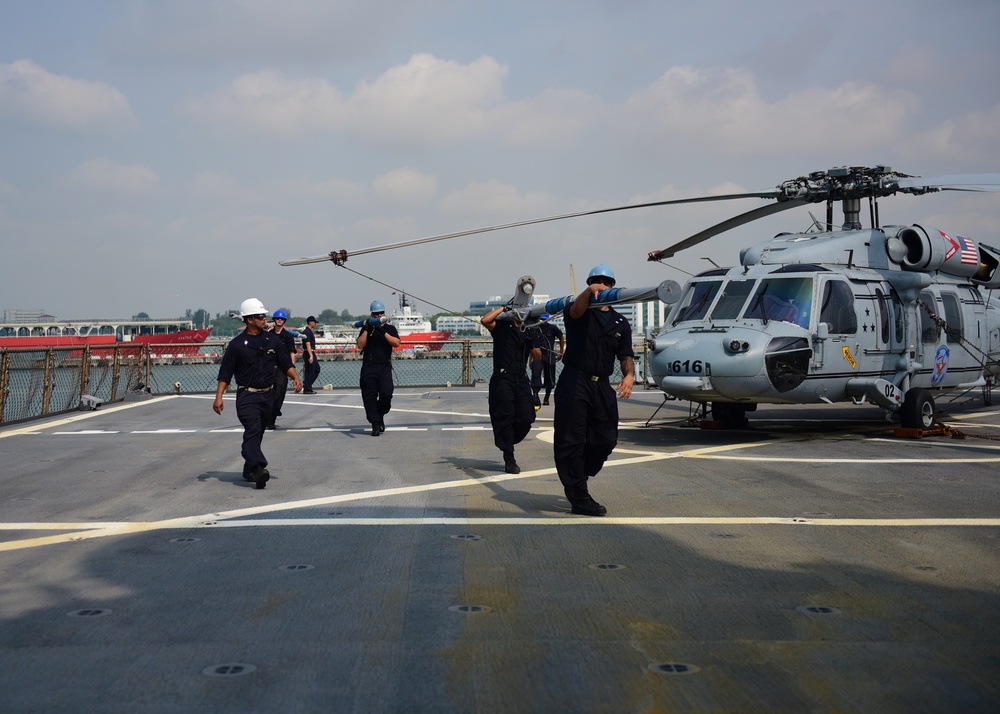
[648,198,809,261]
[279,254,342,267]
[894,173,1000,193]
[278,190,779,266]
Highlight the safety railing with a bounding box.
[1,339,651,424]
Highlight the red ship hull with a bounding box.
[0,328,213,356]
[398,331,451,351]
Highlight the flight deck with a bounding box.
[1,388,998,712]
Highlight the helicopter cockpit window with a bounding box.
[671,280,722,324]
[742,278,812,328]
[707,279,756,320]
[959,285,984,305]
[941,292,963,343]
[919,290,940,343]
[819,281,857,334]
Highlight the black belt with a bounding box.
[238,385,273,393]
[565,366,608,382]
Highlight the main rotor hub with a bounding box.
[776,165,922,204]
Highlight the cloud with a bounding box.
[0,60,135,132]
[183,53,602,148]
[184,54,508,144]
[110,0,436,64]
[621,66,919,156]
[349,54,506,146]
[183,54,940,162]
[907,104,1000,168]
[0,177,18,199]
[67,159,159,193]
[183,70,345,135]
[281,177,368,205]
[373,168,438,206]
[188,170,265,207]
[491,88,607,147]
[437,180,555,220]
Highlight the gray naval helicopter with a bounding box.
[281,165,1000,430]
[642,165,1000,429]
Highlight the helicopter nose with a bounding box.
[653,328,813,401]
[653,329,766,399]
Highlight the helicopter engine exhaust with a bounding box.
[892,224,1000,288]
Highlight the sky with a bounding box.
[2,0,999,322]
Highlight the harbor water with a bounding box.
[1,342,647,423]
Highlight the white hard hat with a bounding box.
[239,297,268,318]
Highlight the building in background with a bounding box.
[614,300,670,338]
[436,315,487,336]
[467,297,510,315]
[3,309,49,323]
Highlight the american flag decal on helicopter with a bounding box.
[957,234,979,265]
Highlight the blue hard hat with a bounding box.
[587,264,616,287]
[370,300,385,313]
[272,309,288,319]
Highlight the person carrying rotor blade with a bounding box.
[553,264,634,516]
[213,298,302,490]
[481,298,541,474]
[356,300,401,436]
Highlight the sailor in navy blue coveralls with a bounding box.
[481,304,541,474]
[267,311,298,429]
[214,309,301,489]
[553,271,635,515]
[357,303,401,436]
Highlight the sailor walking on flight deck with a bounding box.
[213,298,302,489]
[552,265,635,516]
[357,300,401,436]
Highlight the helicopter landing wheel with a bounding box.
[900,388,935,430]
[710,401,751,429]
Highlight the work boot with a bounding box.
[565,483,607,517]
[253,467,270,490]
[503,452,520,474]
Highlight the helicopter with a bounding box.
[642,165,1000,430]
[280,165,1000,430]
